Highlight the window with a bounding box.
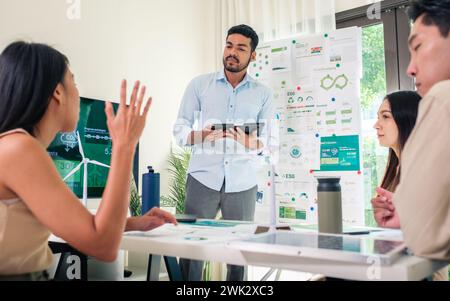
[337,1,414,226]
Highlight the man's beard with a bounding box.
[223,56,251,73]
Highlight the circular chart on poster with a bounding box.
[290,146,302,159]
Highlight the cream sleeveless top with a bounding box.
[0,129,53,275]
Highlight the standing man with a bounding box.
[373,0,450,263]
[173,24,273,281]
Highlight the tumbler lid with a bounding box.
[316,177,341,192]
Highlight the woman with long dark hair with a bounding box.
[372,90,449,281]
[0,41,176,280]
[372,91,421,228]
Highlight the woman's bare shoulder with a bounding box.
[0,133,47,166]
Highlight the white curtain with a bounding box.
[215,0,336,57]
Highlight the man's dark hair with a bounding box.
[227,24,259,52]
[0,41,69,135]
[408,0,450,37]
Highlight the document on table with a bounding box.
[124,223,258,243]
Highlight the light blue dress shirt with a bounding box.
[173,70,274,193]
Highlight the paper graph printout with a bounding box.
[252,27,364,226]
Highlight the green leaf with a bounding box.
[129,173,142,216]
[161,147,191,214]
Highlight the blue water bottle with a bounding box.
[141,166,160,215]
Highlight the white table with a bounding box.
[120,221,448,281]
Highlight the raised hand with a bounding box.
[105,80,152,149]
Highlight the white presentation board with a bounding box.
[251,27,365,226]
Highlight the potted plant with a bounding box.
[160,147,191,213]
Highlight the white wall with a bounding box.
[0,0,217,198]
